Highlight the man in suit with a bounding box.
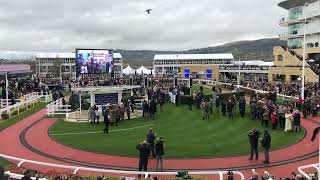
[136,140,151,172]
[248,128,260,160]
[261,130,271,164]
[147,128,156,158]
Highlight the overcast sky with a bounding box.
[0,0,287,55]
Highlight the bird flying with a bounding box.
[146,9,152,14]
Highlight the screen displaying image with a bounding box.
[76,49,113,75]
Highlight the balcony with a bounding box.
[279,17,301,27]
[279,32,302,40]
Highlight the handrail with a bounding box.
[0,153,245,179]
[297,163,319,179]
[180,78,297,100]
[4,171,47,180]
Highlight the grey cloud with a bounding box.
[0,0,287,52]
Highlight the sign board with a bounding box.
[184,69,190,78]
[95,93,118,105]
[206,69,212,79]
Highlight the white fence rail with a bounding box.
[0,153,245,180]
[180,78,297,100]
[46,98,71,117]
[0,92,51,119]
[298,163,319,179]
[4,171,46,180]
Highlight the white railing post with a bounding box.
[219,172,223,180]
[73,167,80,174]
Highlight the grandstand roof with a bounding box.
[36,52,122,59]
[278,0,317,10]
[154,54,234,60]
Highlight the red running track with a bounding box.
[0,108,319,178]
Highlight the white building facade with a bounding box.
[279,0,320,49]
[153,54,234,75]
[36,52,123,79]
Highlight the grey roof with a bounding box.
[278,0,318,10]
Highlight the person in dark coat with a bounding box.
[187,95,193,111]
[221,98,226,116]
[261,130,271,164]
[293,110,301,132]
[227,99,234,120]
[239,96,246,118]
[136,140,151,172]
[103,107,110,134]
[149,99,157,120]
[248,128,260,160]
[215,95,221,113]
[155,137,164,172]
[147,128,156,158]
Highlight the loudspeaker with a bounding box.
[174,77,178,87]
[189,78,193,87]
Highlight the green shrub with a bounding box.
[10,110,18,116]
[1,113,9,120]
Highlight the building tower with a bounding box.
[268,0,320,82]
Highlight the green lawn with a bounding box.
[192,84,212,95]
[0,102,47,168]
[50,103,304,158]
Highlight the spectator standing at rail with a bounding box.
[248,128,260,160]
[136,140,151,173]
[261,130,271,164]
[155,137,164,172]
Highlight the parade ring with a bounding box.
[0,107,318,178]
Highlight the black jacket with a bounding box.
[249,131,260,147]
[261,132,271,149]
[147,132,156,145]
[136,143,151,160]
[155,140,164,156]
[293,113,301,126]
[103,110,109,124]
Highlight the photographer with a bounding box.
[136,140,151,172]
[248,129,260,160]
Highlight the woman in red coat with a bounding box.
[271,111,278,129]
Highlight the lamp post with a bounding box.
[301,2,309,100]
[5,72,9,112]
[237,58,241,88]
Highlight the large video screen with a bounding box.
[76,49,113,75]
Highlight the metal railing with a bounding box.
[46,98,71,117]
[298,163,319,179]
[0,153,245,180]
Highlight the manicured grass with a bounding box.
[0,102,47,168]
[192,84,212,95]
[51,103,304,158]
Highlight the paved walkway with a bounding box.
[0,108,318,179]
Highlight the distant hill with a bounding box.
[119,38,286,66]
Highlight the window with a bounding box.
[289,7,302,20]
[278,55,284,61]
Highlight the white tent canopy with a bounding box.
[136,66,152,75]
[122,65,135,75]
